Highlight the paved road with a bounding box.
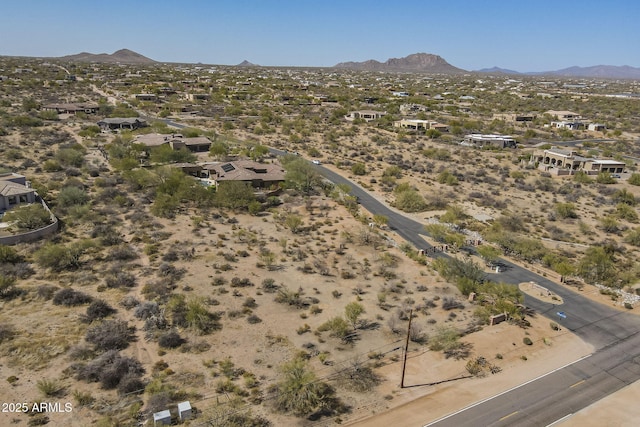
[308,162,640,426]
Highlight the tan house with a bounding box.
[0,173,37,213]
[461,134,517,149]
[532,148,625,175]
[134,133,212,153]
[205,160,285,189]
[97,118,147,131]
[42,102,99,115]
[545,110,581,120]
[394,119,448,132]
[344,110,386,122]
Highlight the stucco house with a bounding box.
[344,110,386,122]
[97,118,147,131]
[134,133,212,153]
[532,148,626,175]
[0,173,37,213]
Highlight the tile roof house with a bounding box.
[134,133,212,152]
[0,173,36,213]
[205,160,285,189]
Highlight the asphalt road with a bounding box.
[309,161,640,426]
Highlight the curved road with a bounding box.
[311,162,640,426]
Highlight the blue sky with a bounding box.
[1,0,638,71]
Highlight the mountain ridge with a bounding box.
[58,49,156,64]
[334,52,465,74]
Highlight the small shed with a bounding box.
[153,410,171,426]
[178,401,192,421]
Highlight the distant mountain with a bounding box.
[237,60,257,67]
[334,53,465,74]
[543,65,640,79]
[58,49,156,64]
[476,66,521,75]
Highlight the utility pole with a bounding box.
[400,309,413,388]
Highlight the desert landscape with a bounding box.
[0,50,640,427]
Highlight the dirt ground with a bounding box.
[345,315,593,426]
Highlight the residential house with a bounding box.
[545,110,581,120]
[344,110,386,122]
[393,119,448,132]
[0,173,37,213]
[42,102,99,115]
[493,113,536,122]
[97,118,147,131]
[532,148,625,175]
[133,133,212,153]
[205,160,285,189]
[461,134,517,149]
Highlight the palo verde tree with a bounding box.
[272,355,339,417]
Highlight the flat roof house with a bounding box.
[42,102,99,115]
[134,133,212,153]
[97,118,147,131]
[344,110,386,122]
[532,148,625,175]
[545,110,581,120]
[394,119,449,132]
[462,134,517,149]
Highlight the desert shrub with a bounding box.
[441,297,464,311]
[72,390,95,406]
[53,288,93,306]
[91,224,123,246]
[318,317,350,340]
[0,276,17,299]
[523,337,533,345]
[57,186,89,207]
[158,331,185,349]
[134,302,160,320]
[85,319,135,351]
[272,356,341,417]
[1,262,34,279]
[77,350,144,390]
[275,287,307,308]
[336,361,381,392]
[105,271,137,288]
[37,379,64,397]
[247,315,262,324]
[117,374,145,395]
[84,300,116,323]
[34,241,92,272]
[186,299,221,334]
[211,276,228,286]
[2,204,52,230]
[107,245,138,261]
[120,295,140,309]
[261,278,279,293]
[230,277,254,287]
[0,324,16,344]
[0,245,23,263]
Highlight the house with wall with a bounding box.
[203,160,285,189]
[42,102,99,115]
[545,110,581,120]
[97,118,147,131]
[461,134,517,149]
[344,110,386,122]
[393,119,448,132]
[0,173,37,213]
[134,133,212,153]
[532,148,625,175]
